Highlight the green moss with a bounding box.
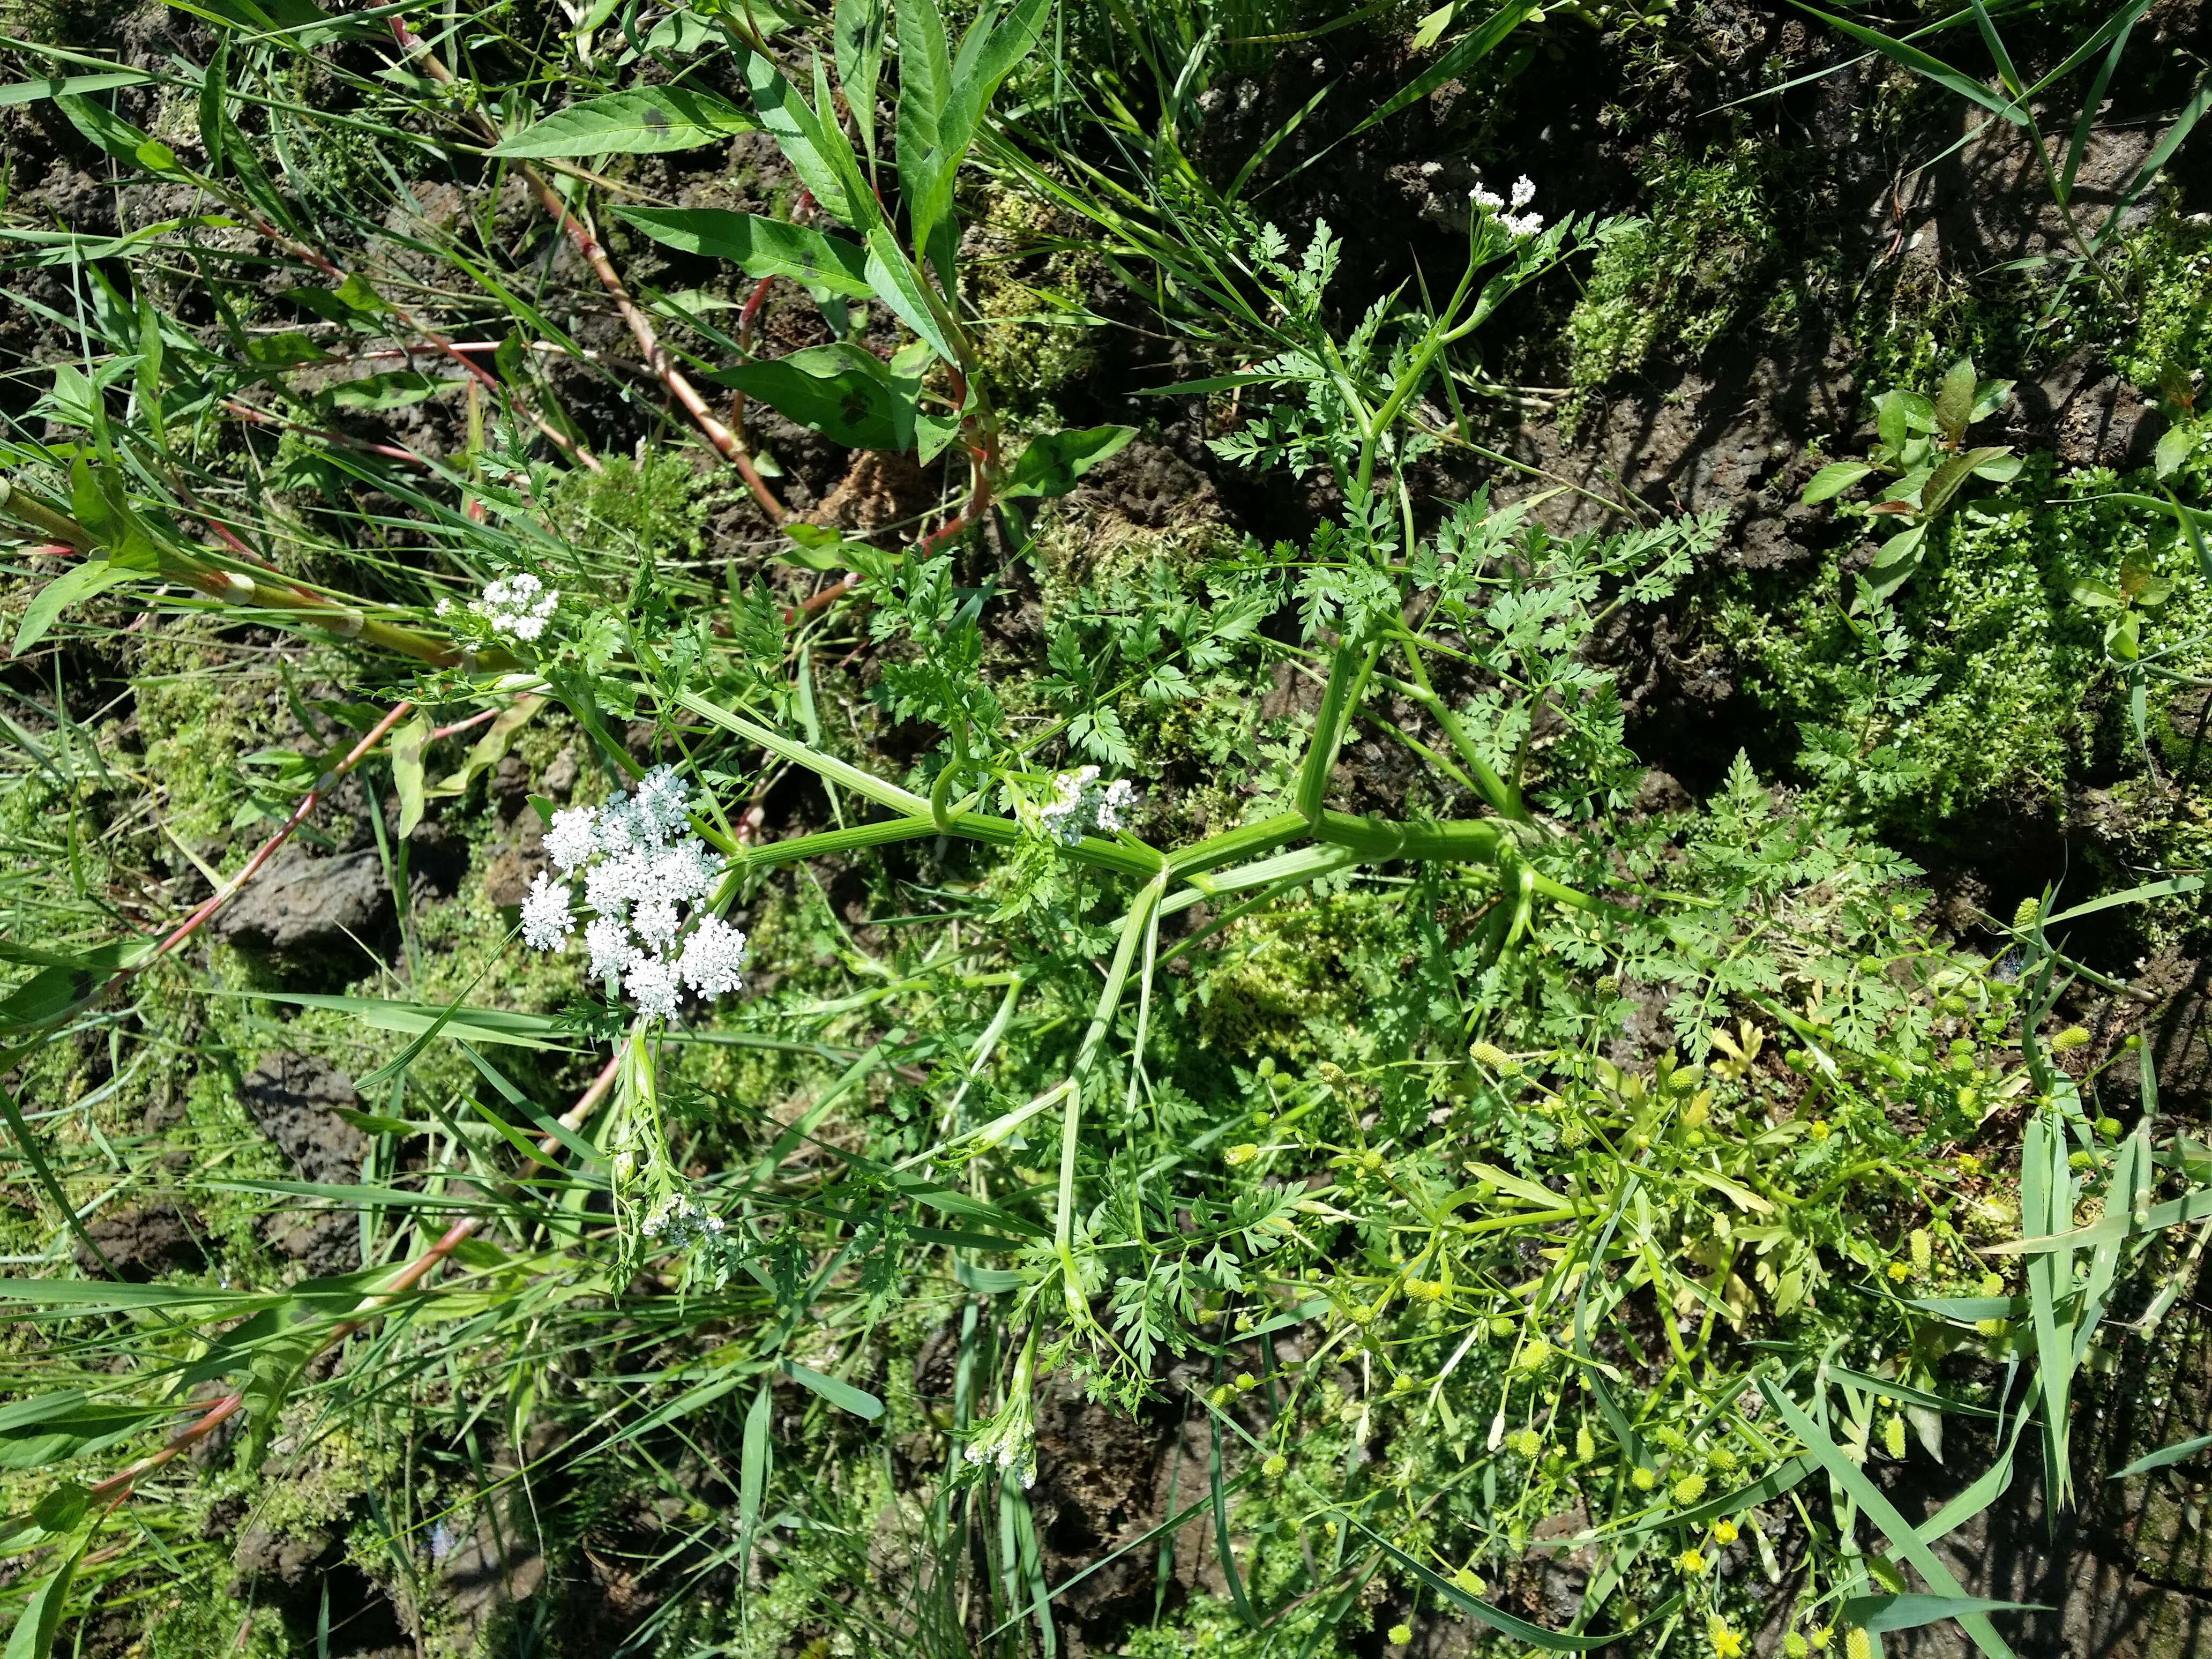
[962,188,1103,419]
[544,451,726,564]
[1729,454,2212,835]
[2107,209,2212,396]
[1567,137,1829,394]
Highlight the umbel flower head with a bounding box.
[465,572,560,641]
[1470,173,1544,240]
[1038,765,1139,847]
[517,766,744,1018]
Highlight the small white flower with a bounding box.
[520,872,574,951]
[631,764,694,841]
[678,916,749,1000]
[594,796,648,856]
[631,895,683,955]
[584,915,631,981]
[517,764,738,1021]
[545,805,599,874]
[649,837,723,904]
[624,953,683,1019]
[1095,778,1139,834]
[1501,211,1544,238]
[584,850,643,923]
[472,571,559,642]
[1511,174,1536,209]
[1038,766,1138,846]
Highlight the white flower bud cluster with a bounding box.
[1470,173,1543,240]
[642,1193,728,1250]
[1038,765,1140,847]
[473,572,559,641]
[960,1417,1037,1488]
[516,765,748,1019]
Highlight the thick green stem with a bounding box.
[1296,639,1381,826]
[1396,633,1530,824]
[1055,873,1168,1311]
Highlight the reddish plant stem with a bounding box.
[77,1047,624,1510]
[223,397,434,468]
[86,1393,244,1507]
[387,17,788,523]
[141,702,413,966]
[783,570,861,626]
[727,190,816,443]
[226,206,599,475]
[430,706,502,742]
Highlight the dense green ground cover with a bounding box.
[0,0,2210,1655]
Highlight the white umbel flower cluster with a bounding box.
[642,1193,728,1249]
[473,572,559,641]
[1038,765,1139,847]
[518,766,746,1018]
[1471,173,1543,240]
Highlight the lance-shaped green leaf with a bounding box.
[709,341,918,451]
[894,0,952,246]
[737,44,859,226]
[14,557,148,656]
[1841,1596,2046,1636]
[863,225,958,363]
[614,206,874,297]
[4,1520,92,1659]
[835,0,888,159]
[780,1358,883,1418]
[906,0,1049,260]
[490,87,759,156]
[998,424,1137,500]
[1758,1378,2018,1659]
[1802,460,1876,505]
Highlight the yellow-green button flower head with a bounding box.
[1672,1472,1708,1506]
[1387,1623,1413,1647]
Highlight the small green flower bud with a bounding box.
[1388,1625,1413,1648]
[1672,1472,1708,1506]
[2051,1026,2091,1053]
[1631,1466,1657,1491]
[1263,1453,1287,1478]
[2096,1116,2123,1141]
[1884,1413,1907,1459]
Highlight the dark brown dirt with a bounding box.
[70,1203,208,1280]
